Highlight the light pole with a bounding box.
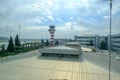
[41,29,43,40]
[18,25,21,39]
[109,0,112,80]
[40,29,43,46]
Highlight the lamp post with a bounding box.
[109,0,112,80]
[41,29,42,40]
[18,25,21,39]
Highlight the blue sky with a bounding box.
[0,0,120,39]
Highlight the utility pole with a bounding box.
[18,25,21,39]
[41,29,43,40]
[109,0,112,80]
[40,29,43,46]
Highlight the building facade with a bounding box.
[74,34,107,49]
[74,34,99,48]
[111,34,120,53]
[74,33,120,53]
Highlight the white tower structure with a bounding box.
[48,25,55,45]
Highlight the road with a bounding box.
[83,51,120,74]
[0,50,120,80]
[0,49,120,75]
[1,49,120,75]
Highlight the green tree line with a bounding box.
[0,34,60,57]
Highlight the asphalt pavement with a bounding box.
[83,51,120,75]
[0,50,120,80]
[0,49,120,76]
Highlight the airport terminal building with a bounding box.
[74,33,120,53]
[111,33,120,53]
[74,34,106,49]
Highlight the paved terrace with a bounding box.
[0,50,120,80]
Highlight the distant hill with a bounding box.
[0,37,8,40]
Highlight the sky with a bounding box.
[0,0,120,39]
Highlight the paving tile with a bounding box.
[0,56,119,80]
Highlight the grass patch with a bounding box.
[0,51,20,57]
[6,52,19,56]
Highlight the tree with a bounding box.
[0,44,6,57]
[104,37,108,50]
[41,39,45,46]
[15,34,21,46]
[7,36,14,52]
[89,40,94,46]
[15,34,21,51]
[100,41,106,50]
[55,40,59,45]
[1,44,5,51]
[45,40,49,46]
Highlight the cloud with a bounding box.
[47,15,55,22]
[47,0,54,6]
[103,15,110,19]
[0,0,120,39]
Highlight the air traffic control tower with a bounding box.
[48,25,55,45]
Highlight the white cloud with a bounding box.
[112,1,120,15]
[103,15,110,19]
[46,0,54,6]
[0,0,120,39]
[45,8,52,15]
[47,15,55,22]
[56,18,63,22]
